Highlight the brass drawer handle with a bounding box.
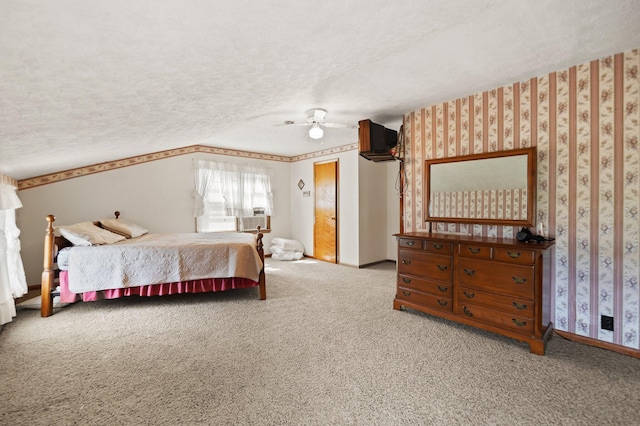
[463,268,475,276]
[437,300,448,306]
[402,290,411,297]
[406,240,415,247]
[512,318,527,327]
[402,277,412,284]
[463,306,473,317]
[468,247,481,254]
[437,285,448,293]
[463,291,475,298]
[507,251,521,258]
[512,276,527,284]
[433,243,443,249]
[437,264,448,271]
[401,259,411,265]
[512,302,528,310]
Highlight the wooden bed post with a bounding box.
[256,227,266,300]
[41,215,55,317]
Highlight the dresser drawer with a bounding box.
[459,244,493,259]
[398,249,452,283]
[397,287,452,312]
[398,275,452,297]
[457,286,534,318]
[424,240,453,254]
[458,258,534,298]
[494,247,536,264]
[398,238,423,249]
[456,303,534,334]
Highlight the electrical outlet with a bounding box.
[601,315,614,331]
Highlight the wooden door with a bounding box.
[314,160,338,263]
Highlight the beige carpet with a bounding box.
[1,258,638,425]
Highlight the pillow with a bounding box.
[57,222,126,246]
[99,218,148,239]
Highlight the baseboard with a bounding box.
[358,259,396,268]
[15,287,40,305]
[302,257,395,268]
[554,330,640,359]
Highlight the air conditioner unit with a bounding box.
[239,215,269,232]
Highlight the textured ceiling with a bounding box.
[1,0,639,180]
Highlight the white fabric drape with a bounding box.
[193,159,218,217]
[0,185,22,210]
[193,160,273,218]
[241,166,273,216]
[0,182,27,325]
[218,163,242,216]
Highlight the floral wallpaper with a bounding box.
[403,48,639,350]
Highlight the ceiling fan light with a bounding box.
[308,124,323,139]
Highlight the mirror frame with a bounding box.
[424,147,536,227]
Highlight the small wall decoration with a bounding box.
[297,179,305,190]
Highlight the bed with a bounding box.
[40,212,266,317]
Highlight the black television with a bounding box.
[358,119,398,162]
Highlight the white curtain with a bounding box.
[241,165,273,216]
[193,159,218,217]
[193,160,273,218]
[0,181,28,325]
[218,163,242,216]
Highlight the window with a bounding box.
[193,160,273,232]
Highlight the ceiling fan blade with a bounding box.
[274,120,312,126]
[279,108,351,131]
[322,122,354,129]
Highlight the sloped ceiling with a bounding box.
[1,0,639,180]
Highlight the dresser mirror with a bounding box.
[425,147,536,227]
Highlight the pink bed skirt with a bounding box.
[59,271,259,303]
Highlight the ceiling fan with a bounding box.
[279,108,354,140]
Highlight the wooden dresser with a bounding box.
[394,232,554,355]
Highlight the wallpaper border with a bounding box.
[17,143,358,190]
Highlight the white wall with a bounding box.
[290,150,360,266]
[17,153,291,286]
[386,161,401,261]
[357,158,401,265]
[290,150,401,268]
[358,156,388,265]
[289,159,315,256]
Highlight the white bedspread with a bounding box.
[67,232,263,293]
